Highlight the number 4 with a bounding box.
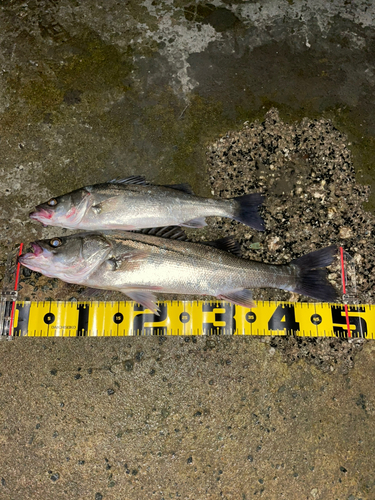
[268,304,300,335]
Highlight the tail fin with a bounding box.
[291,245,338,301]
[232,193,265,231]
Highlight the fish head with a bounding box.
[19,233,112,282]
[29,188,92,228]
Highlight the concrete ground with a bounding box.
[1,1,375,499]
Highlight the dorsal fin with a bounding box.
[131,227,241,255]
[109,176,148,185]
[163,183,195,195]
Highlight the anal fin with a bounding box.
[217,289,255,309]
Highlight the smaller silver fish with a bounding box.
[29,176,264,231]
[19,230,338,313]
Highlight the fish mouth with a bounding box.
[19,242,43,264]
[29,207,53,222]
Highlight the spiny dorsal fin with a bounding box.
[163,183,195,195]
[131,227,241,255]
[109,176,148,185]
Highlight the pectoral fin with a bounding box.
[122,289,160,315]
[217,289,255,309]
[104,249,150,272]
[180,217,207,228]
[91,196,122,215]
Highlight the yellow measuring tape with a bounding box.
[1,299,371,338]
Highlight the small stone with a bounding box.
[247,455,253,462]
[95,494,103,500]
[135,351,144,362]
[50,369,57,376]
[107,389,115,395]
[206,339,216,349]
[339,227,352,239]
[187,457,193,464]
[50,473,60,482]
[74,374,81,380]
[340,466,347,473]
[268,236,281,251]
[123,360,134,372]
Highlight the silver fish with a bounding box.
[19,230,338,313]
[29,176,264,231]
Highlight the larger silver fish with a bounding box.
[19,231,338,312]
[29,176,264,231]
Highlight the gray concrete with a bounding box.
[1,1,375,499]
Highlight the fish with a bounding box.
[29,175,265,231]
[19,229,338,313]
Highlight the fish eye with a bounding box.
[50,238,62,248]
[47,198,58,207]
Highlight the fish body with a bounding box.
[29,176,264,231]
[19,231,338,312]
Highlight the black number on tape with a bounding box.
[179,312,190,324]
[44,313,55,325]
[331,306,367,338]
[13,302,31,336]
[268,304,300,335]
[202,303,236,335]
[113,313,124,324]
[133,304,168,335]
[310,314,322,326]
[77,304,89,336]
[245,311,256,324]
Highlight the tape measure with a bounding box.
[0,298,371,338]
[0,244,370,338]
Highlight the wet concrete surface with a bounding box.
[1,1,375,499]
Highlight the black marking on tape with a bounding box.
[44,313,55,325]
[77,304,89,336]
[133,303,168,335]
[245,311,256,324]
[310,314,322,326]
[331,305,367,339]
[113,313,124,324]
[202,302,236,335]
[179,312,190,324]
[268,304,300,335]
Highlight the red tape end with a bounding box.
[340,246,351,339]
[8,243,23,336]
